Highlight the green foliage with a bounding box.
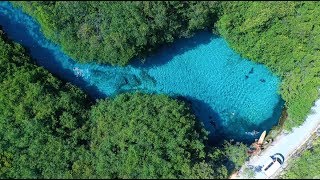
[90,93,219,178]
[203,141,249,178]
[217,1,320,129]
[223,141,248,171]
[242,166,255,179]
[5,1,320,178]
[14,1,320,130]
[13,1,219,66]
[0,29,94,178]
[89,93,248,178]
[0,30,235,178]
[281,138,320,179]
[14,1,320,129]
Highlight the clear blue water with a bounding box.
[0,1,284,143]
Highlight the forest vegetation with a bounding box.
[1,1,320,178]
[281,137,320,179]
[12,1,219,65]
[217,1,320,129]
[13,1,320,129]
[0,29,247,178]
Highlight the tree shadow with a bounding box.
[175,94,285,146]
[175,95,226,145]
[130,30,218,69]
[255,98,285,136]
[218,97,285,145]
[0,3,285,149]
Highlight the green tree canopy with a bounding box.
[217,1,320,129]
[0,29,94,178]
[0,27,250,178]
[14,1,219,66]
[90,93,220,178]
[15,1,320,129]
[281,138,320,179]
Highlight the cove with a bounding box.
[0,1,283,143]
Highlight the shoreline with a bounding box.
[232,96,320,179]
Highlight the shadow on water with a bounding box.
[227,97,285,145]
[0,9,104,100]
[0,2,284,145]
[175,95,226,145]
[176,93,285,145]
[131,31,217,68]
[256,98,285,132]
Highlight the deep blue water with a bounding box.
[0,1,284,143]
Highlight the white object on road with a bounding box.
[261,153,284,177]
[235,97,320,179]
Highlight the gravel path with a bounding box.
[233,98,320,179]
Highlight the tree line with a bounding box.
[13,1,219,66]
[14,1,320,130]
[281,137,320,179]
[217,1,320,129]
[0,28,247,178]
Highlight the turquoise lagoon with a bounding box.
[0,1,283,143]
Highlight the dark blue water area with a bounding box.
[0,1,284,144]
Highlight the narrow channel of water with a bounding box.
[0,1,284,143]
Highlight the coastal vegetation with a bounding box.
[1,1,319,178]
[0,29,247,178]
[12,1,219,65]
[217,1,320,129]
[0,29,93,178]
[13,1,320,130]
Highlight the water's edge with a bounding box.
[0,1,284,143]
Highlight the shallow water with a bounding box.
[0,1,284,143]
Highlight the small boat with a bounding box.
[258,130,267,145]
